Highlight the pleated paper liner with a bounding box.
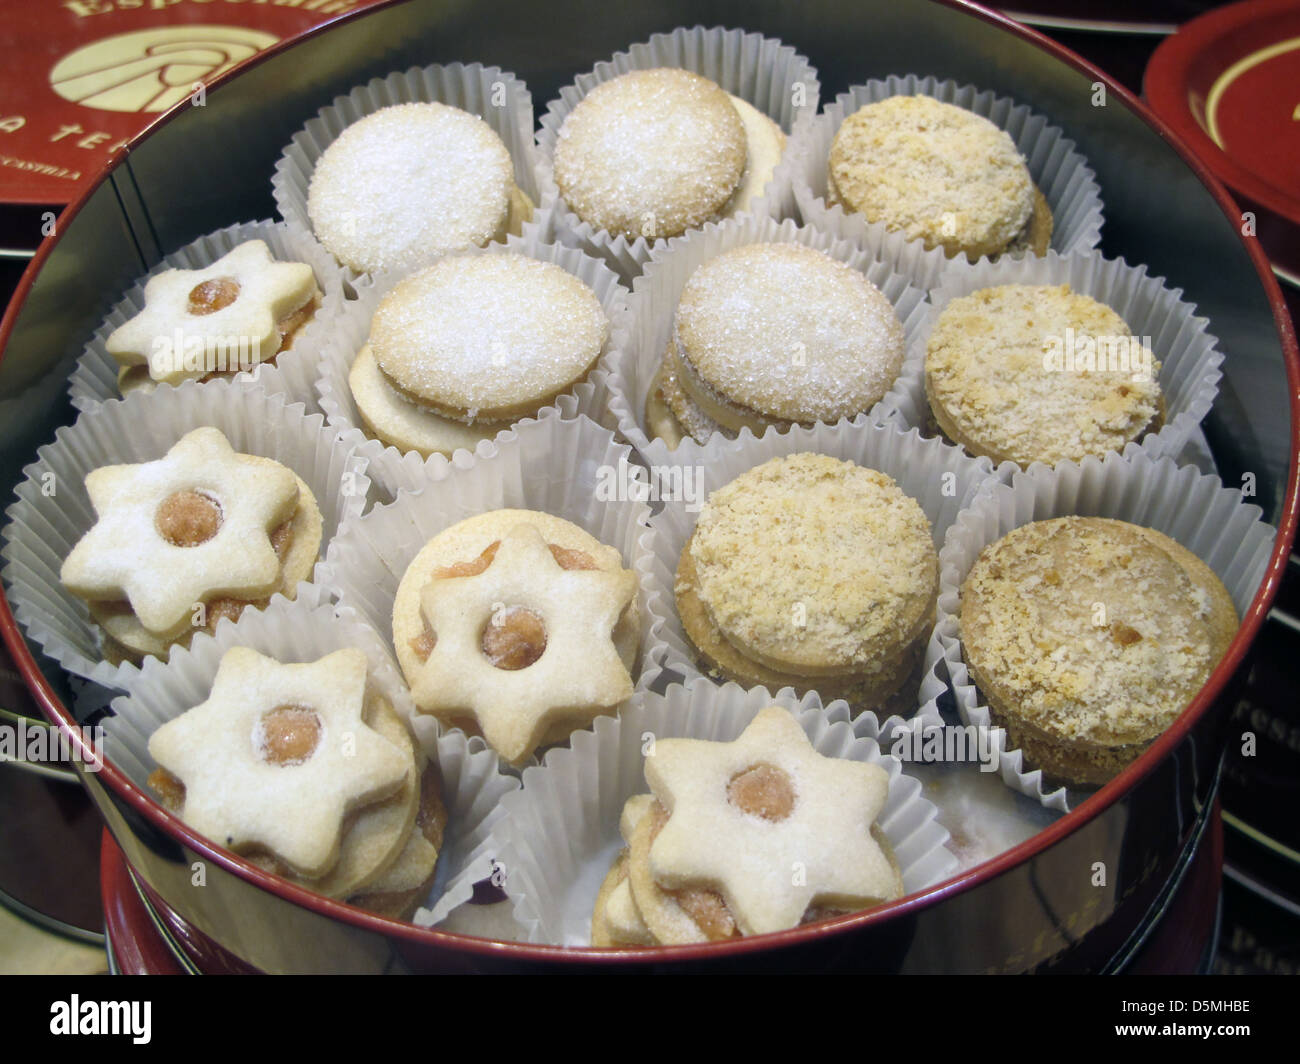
[606,212,932,469]
[792,74,1105,289]
[932,450,1275,812]
[645,416,997,719]
[314,415,672,767]
[102,593,519,930]
[536,25,821,283]
[880,249,1225,470]
[1,382,370,692]
[68,219,347,414]
[491,678,958,946]
[315,229,629,503]
[272,62,551,284]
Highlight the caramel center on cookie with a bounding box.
[255,704,323,766]
[727,762,796,822]
[480,605,547,671]
[187,277,241,315]
[155,490,223,547]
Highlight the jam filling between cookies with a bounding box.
[155,489,223,547]
[409,539,601,664]
[187,277,241,316]
[254,704,322,766]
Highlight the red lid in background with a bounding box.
[1145,0,1300,225]
[0,0,385,225]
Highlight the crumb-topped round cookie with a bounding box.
[671,243,905,433]
[829,95,1043,260]
[925,284,1163,466]
[960,517,1238,785]
[368,253,608,425]
[553,69,748,242]
[307,102,521,275]
[679,454,937,705]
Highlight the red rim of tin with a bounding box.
[4,0,1299,965]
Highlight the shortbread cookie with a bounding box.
[147,647,410,878]
[645,343,721,449]
[60,428,322,664]
[925,284,1164,466]
[959,517,1238,786]
[615,707,903,944]
[553,69,748,242]
[828,95,1049,260]
[677,454,937,710]
[366,254,608,427]
[350,761,448,920]
[660,243,905,441]
[591,793,656,947]
[107,241,320,390]
[307,102,532,275]
[725,97,786,217]
[349,345,499,458]
[393,509,640,764]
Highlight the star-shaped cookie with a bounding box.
[106,240,317,385]
[408,522,637,763]
[60,427,300,640]
[644,706,900,935]
[148,646,410,877]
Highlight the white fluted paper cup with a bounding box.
[103,593,519,929]
[645,417,997,722]
[537,25,821,282]
[794,75,1105,289]
[273,63,549,281]
[491,678,958,946]
[1,382,370,692]
[314,415,671,764]
[891,249,1225,468]
[607,213,931,468]
[934,450,1275,812]
[68,219,346,415]
[315,229,629,501]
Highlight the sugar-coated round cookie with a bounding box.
[553,69,747,242]
[307,102,518,274]
[674,243,905,430]
[369,254,608,424]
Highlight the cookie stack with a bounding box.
[552,68,786,244]
[674,454,938,714]
[591,706,904,945]
[392,509,641,764]
[348,253,609,458]
[827,95,1052,261]
[646,242,906,445]
[148,647,447,920]
[59,427,323,666]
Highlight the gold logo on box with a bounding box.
[49,26,278,113]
